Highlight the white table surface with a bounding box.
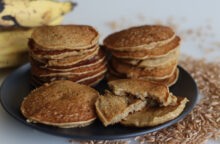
[0,0,220,143]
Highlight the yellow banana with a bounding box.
[0,0,75,27]
[0,15,64,68]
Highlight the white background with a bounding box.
[0,0,220,144]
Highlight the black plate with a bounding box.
[0,63,198,140]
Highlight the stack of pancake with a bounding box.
[104,25,180,87]
[29,25,107,87]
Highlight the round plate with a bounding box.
[0,63,198,140]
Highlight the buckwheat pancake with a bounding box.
[107,68,179,87]
[32,49,106,71]
[104,25,175,51]
[30,42,99,60]
[121,97,188,127]
[118,46,180,67]
[110,36,180,60]
[31,60,107,77]
[20,80,99,128]
[110,57,177,80]
[108,79,177,106]
[95,90,146,126]
[31,65,107,86]
[31,25,99,50]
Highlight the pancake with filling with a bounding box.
[31,25,99,50]
[95,90,146,126]
[21,80,99,128]
[110,57,177,80]
[121,97,188,127]
[108,79,177,106]
[110,36,180,59]
[104,25,175,51]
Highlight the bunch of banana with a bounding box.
[0,0,76,68]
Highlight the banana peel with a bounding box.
[0,0,75,27]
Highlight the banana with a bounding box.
[0,0,75,27]
[0,15,64,68]
[0,51,28,68]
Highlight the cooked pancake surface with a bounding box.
[20,80,99,128]
[121,97,188,127]
[104,25,175,51]
[95,90,146,126]
[110,57,177,79]
[31,25,99,50]
[111,36,180,59]
[108,79,177,106]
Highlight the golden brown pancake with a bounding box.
[32,48,105,70]
[31,59,106,77]
[31,25,99,50]
[108,79,177,106]
[21,80,99,128]
[95,90,146,126]
[107,68,179,87]
[31,65,107,86]
[121,97,188,127]
[110,36,180,59]
[110,57,177,80]
[118,46,180,67]
[29,39,99,59]
[104,25,175,51]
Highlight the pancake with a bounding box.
[20,80,99,128]
[107,68,179,87]
[95,90,146,126]
[32,48,106,71]
[110,36,180,60]
[31,25,99,50]
[104,25,175,51]
[110,57,177,80]
[31,60,107,77]
[31,65,107,86]
[108,79,177,106]
[30,41,99,60]
[121,97,188,127]
[118,46,180,67]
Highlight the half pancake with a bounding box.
[110,36,180,60]
[31,25,99,50]
[95,90,146,126]
[21,80,99,128]
[121,97,188,127]
[110,57,177,80]
[108,79,177,106]
[104,25,175,51]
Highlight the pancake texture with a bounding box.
[108,79,177,106]
[104,25,181,86]
[95,90,146,126]
[29,25,106,87]
[121,97,188,127]
[20,80,99,128]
